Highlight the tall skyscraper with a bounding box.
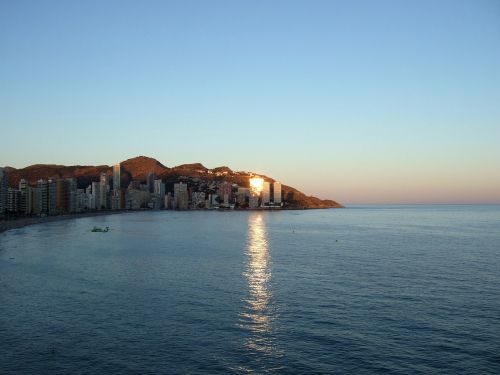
[113,163,121,190]
[67,178,78,213]
[48,179,57,215]
[19,179,32,215]
[37,179,48,215]
[261,181,271,206]
[56,179,69,214]
[147,172,156,193]
[7,188,20,213]
[91,181,100,210]
[32,187,40,215]
[99,172,109,209]
[273,182,282,204]
[0,168,9,215]
[154,179,166,208]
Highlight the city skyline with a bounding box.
[1,1,499,204]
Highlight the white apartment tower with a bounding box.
[273,182,282,204]
[261,181,271,206]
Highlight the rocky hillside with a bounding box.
[5,156,343,209]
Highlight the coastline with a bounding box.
[0,211,129,234]
[0,206,343,234]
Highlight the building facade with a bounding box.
[99,173,109,209]
[174,182,188,210]
[261,181,271,206]
[113,163,121,190]
[0,168,8,215]
[273,182,282,204]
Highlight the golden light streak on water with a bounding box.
[240,213,282,359]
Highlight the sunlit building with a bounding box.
[273,182,282,204]
[261,181,270,206]
[249,177,263,208]
[113,163,121,190]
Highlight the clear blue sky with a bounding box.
[1,0,499,204]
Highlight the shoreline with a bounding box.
[0,211,129,234]
[0,206,341,234]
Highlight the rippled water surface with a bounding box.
[1,206,500,374]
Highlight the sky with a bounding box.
[1,0,499,204]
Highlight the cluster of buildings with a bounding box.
[0,164,283,218]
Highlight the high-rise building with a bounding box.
[154,179,165,196]
[261,181,271,206]
[48,178,57,215]
[37,179,48,215]
[273,182,282,204]
[147,172,156,194]
[0,168,8,215]
[19,179,33,215]
[99,173,109,209]
[76,188,86,212]
[113,163,121,190]
[154,179,166,208]
[67,178,78,213]
[56,179,69,214]
[7,188,20,213]
[32,187,40,215]
[174,182,188,210]
[91,181,100,210]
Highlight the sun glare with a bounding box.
[250,177,264,194]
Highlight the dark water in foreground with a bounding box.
[1,206,499,374]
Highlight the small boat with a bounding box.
[91,226,109,233]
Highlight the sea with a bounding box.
[1,206,499,374]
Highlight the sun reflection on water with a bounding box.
[240,213,282,358]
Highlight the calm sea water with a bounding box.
[1,206,499,374]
